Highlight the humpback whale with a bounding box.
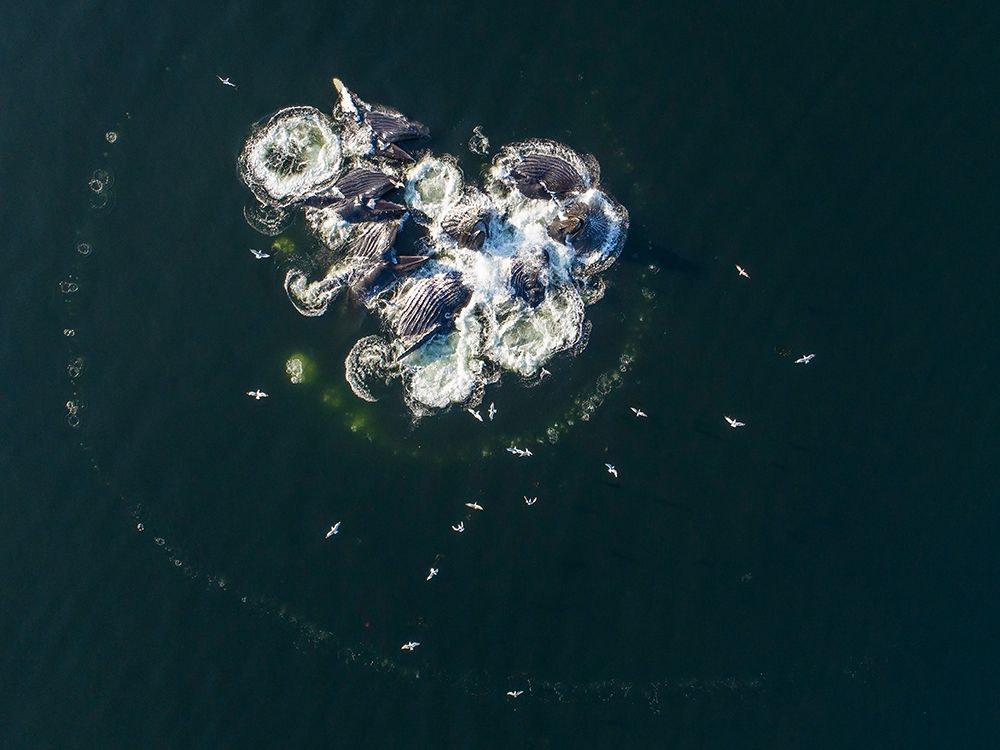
[441,204,490,250]
[393,272,472,359]
[350,255,429,305]
[332,78,429,163]
[509,247,549,308]
[511,153,586,199]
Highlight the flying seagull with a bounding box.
[630,407,648,418]
[725,416,746,428]
[451,522,465,533]
[465,501,484,511]
[524,496,537,506]
[401,642,419,651]
[506,690,524,698]
[250,247,270,259]
[605,463,618,478]
[325,522,341,539]
[467,408,483,422]
[246,390,268,400]
[217,75,237,88]
[795,353,815,364]
[539,367,551,379]
[488,402,497,421]
[426,567,438,581]
[736,264,750,279]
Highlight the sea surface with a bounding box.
[3,2,999,747]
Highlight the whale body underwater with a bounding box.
[239,79,629,416]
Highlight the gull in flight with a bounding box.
[217,75,237,88]
[539,367,551,379]
[325,521,341,539]
[605,463,618,478]
[736,264,750,279]
[451,522,465,533]
[467,407,483,422]
[246,389,268,400]
[795,353,815,364]
[506,690,524,699]
[524,496,537,506]
[506,445,532,457]
[250,247,270,259]
[630,407,648,418]
[465,501,484,511]
[488,402,497,421]
[400,642,419,651]
[725,416,746,428]
[426,567,439,581]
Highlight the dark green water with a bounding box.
[4,1,999,746]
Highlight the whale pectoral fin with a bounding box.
[379,143,416,162]
[394,255,430,273]
[396,327,442,361]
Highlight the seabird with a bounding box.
[605,463,618,478]
[246,390,268,400]
[736,264,750,279]
[250,247,271,259]
[539,367,551,379]
[325,521,341,539]
[217,76,237,88]
[724,416,746,428]
[524,496,537,506]
[795,353,815,364]
[488,402,497,421]
[465,501,484,511]
[630,407,648,418]
[467,407,483,422]
[426,567,439,581]
[452,522,465,533]
[506,690,524,698]
[401,642,419,651]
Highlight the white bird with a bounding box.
[795,353,815,364]
[539,367,551,379]
[426,567,438,581]
[401,642,419,651]
[451,522,465,533]
[250,247,270,259]
[524,496,537,506]
[246,390,268,400]
[465,501,484,511]
[217,75,237,88]
[736,264,750,279]
[605,463,618,478]
[467,408,483,422]
[325,521,341,539]
[630,407,648,418]
[506,690,524,698]
[488,402,497,421]
[725,416,746,428]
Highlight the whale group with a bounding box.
[239,79,629,415]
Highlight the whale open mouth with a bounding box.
[239,81,629,416]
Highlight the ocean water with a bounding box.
[3,1,999,747]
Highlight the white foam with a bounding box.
[239,107,344,207]
[404,155,464,226]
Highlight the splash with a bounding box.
[239,80,628,416]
